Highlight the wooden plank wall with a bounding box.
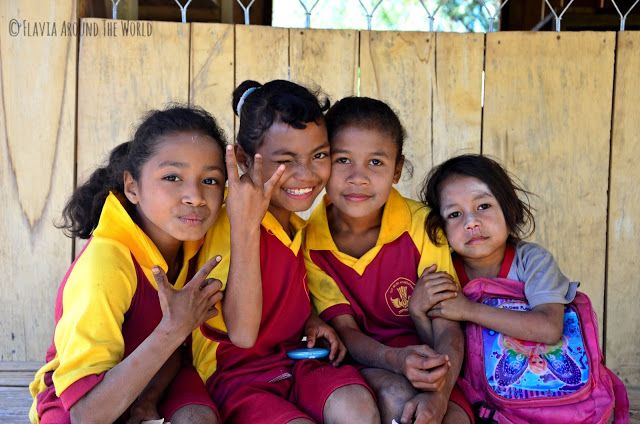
[607,31,640,390]
[0,1,76,361]
[483,32,616,343]
[1,17,638,393]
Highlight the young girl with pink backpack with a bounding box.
[411,154,629,423]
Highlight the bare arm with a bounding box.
[331,314,449,391]
[70,259,223,424]
[429,293,565,345]
[222,146,285,348]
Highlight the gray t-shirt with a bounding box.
[507,241,579,308]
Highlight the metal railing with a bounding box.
[106,0,640,32]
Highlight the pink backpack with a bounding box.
[458,277,629,424]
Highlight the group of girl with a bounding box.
[30,78,580,424]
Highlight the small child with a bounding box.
[29,106,264,423]
[304,97,472,424]
[416,154,578,345]
[192,81,379,424]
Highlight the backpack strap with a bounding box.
[608,368,630,423]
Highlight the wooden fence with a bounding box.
[1,2,639,393]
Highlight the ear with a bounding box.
[234,144,252,173]
[393,155,404,184]
[123,171,140,204]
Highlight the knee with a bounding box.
[170,404,219,424]
[375,377,414,416]
[324,384,380,424]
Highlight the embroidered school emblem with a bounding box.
[385,277,415,316]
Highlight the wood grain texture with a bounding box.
[77,18,190,184]
[190,23,235,143]
[432,33,484,165]
[235,25,289,86]
[360,31,435,199]
[606,31,640,388]
[289,28,358,103]
[482,32,615,337]
[0,0,76,360]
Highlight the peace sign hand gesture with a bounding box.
[224,144,285,228]
[154,256,224,339]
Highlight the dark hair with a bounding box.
[232,79,329,156]
[325,96,406,163]
[421,154,535,246]
[58,105,227,239]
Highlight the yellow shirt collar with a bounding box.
[306,187,411,252]
[261,210,306,255]
[93,192,202,272]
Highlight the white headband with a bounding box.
[236,86,259,116]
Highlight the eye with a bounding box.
[478,203,491,211]
[276,159,293,165]
[162,175,181,182]
[202,178,218,185]
[335,157,350,164]
[369,159,383,166]
[314,151,329,160]
[446,211,461,219]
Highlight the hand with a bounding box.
[400,391,448,424]
[125,399,160,424]
[427,290,473,322]
[304,315,347,366]
[409,265,458,317]
[394,345,450,391]
[225,145,285,228]
[155,256,224,337]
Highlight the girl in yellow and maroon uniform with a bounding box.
[30,106,279,424]
[193,80,379,424]
[304,97,473,424]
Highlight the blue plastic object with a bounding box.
[286,347,330,360]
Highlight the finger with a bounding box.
[429,291,458,304]
[409,352,448,370]
[333,341,347,366]
[420,264,438,277]
[306,328,317,348]
[326,333,339,361]
[225,145,241,185]
[251,153,264,186]
[410,365,449,390]
[200,278,223,294]
[400,399,418,424]
[427,308,443,319]
[264,164,286,197]
[189,256,222,286]
[152,266,173,293]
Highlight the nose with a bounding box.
[292,161,318,184]
[183,181,206,206]
[464,213,480,232]
[346,164,369,185]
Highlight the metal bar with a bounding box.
[298,0,321,29]
[531,12,554,31]
[174,0,194,23]
[236,0,257,25]
[110,0,122,19]
[610,0,640,31]
[480,0,511,32]
[418,0,442,32]
[543,0,576,32]
[358,0,384,31]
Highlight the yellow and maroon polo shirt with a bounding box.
[29,193,202,423]
[304,188,457,348]
[192,207,311,405]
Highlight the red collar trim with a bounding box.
[453,243,516,285]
